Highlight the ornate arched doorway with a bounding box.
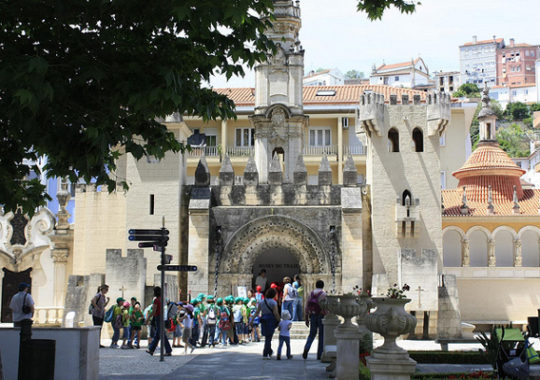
[213,215,334,296]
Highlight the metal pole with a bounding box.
[160,217,166,362]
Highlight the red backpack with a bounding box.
[306,290,324,315]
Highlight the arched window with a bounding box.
[388,128,399,152]
[412,128,423,152]
[402,190,412,206]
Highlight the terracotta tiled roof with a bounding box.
[377,58,420,71]
[214,85,429,107]
[462,38,504,47]
[304,69,331,78]
[453,142,525,179]
[442,188,540,216]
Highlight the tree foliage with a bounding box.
[453,83,481,98]
[497,123,529,157]
[1,0,417,214]
[505,102,530,121]
[0,0,275,214]
[345,70,365,79]
[356,0,419,20]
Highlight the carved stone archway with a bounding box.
[222,215,330,276]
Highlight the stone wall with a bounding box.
[437,274,462,339]
[63,273,104,327]
[105,249,146,305]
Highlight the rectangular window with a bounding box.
[309,127,331,146]
[206,135,217,147]
[440,171,446,189]
[395,76,400,81]
[149,194,155,215]
[235,128,255,147]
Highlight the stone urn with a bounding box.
[330,294,362,329]
[365,297,417,357]
[356,292,373,354]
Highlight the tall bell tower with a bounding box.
[250,0,308,183]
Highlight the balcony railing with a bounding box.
[186,146,219,157]
[34,306,64,326]
[226,146,254,157]
[344,145,366,155]
[303,145,338,156]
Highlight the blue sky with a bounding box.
[211,0,540,88]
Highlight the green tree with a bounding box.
[0,0,275,213]
[505,102,530,120]
[1,0,418,213]
[530,103,540,112]
[345,70,365,79]
[497,123,530,157]
[453,83,481,98]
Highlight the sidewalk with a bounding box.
[99,339,328,380]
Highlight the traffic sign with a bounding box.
[157,265,198,272]
[129,235,169,242]
[129,229,169,235]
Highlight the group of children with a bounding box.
[105,286,296,359]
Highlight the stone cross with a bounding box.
[119,285,127,299]
[416,286,425,309]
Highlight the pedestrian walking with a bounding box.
[277,310,293,360]
[292,275,304,321]
[90,284,109,347]
[110,297,125,348]
[256,287,281,359]
[9,282,34,343]
[173,302,184,348]
[180,304,195,354]
[302,280,326,360]
[205,296,218,347]
[130,301,144,349]
[121,301,131,349]
[146,287,172,356]
[281,276,297,317]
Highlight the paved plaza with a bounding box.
[99,337,540,379]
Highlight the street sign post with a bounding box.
[128,223,197,362]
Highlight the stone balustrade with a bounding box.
[34,306,64,326]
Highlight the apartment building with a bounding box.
[497,38,540,86]
[369,57,430,88]
[434,71,461,93]
[460,35,504,85]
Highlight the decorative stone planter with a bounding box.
[365,297,417,380]
[329,294,362,380]
[356,292,373,354]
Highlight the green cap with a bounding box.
[191,299,199,306]
[206,295,215,301]
[197,293,206,299]
[243,297,249,304]
[216,297,223,305]
[235,297,243,303]
[116,297,125,303]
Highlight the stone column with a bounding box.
[321,311,340,362]
[461,237,469,267]
[335,325,361,380]
[341,189,363,291]
[513,239,522,267]
[337,116,344,184]
[221,119,228,157]
[51,249,69,307]
[488,238,496,267]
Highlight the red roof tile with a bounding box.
[462,38,504,46]
[376,58,421,71]
[453,142,525,179]
[214,85,429,107]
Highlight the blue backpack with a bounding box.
[104,306,115,323]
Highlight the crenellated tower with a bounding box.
[250,0,308,183]
[358,92,451,328]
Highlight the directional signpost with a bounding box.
[128,220,197,362]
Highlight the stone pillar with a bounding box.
[461,238,469,267]
[221,119,227,156]
[51,249,69,307]
[335,325,361,380]
[341,187,363,292]
[488,238,496,267]
[513,239,522,267]
[321,312,340,362]
[338,116,344,184]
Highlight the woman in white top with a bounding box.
[281,276,296,318]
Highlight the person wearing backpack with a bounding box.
[110,297,125,348]
[281,277,297,318]
[216,297,231,346]
[302,280,326,360]
[89,284,109,347]
[205,296,218,347]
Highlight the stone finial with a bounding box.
[318,154,332,186]
[56,179,71,229]
[343,155,358,187]
[487,185,494,215]
[195,156,210,187]
[243,154,259,186]
[293,154,307,185]
[512,185,520,214]
[268,153,283,185]
[460,186,469,215]
[219,155,234,186]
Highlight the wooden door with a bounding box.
[1,268,32,323]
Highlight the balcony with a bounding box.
[344,145,366,156]
[226,146,254,157]
[186,146,219,157]
[303,145,338,156]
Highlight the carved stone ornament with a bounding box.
[10,210,28,246]
[271,43,287,66]
[51,248,69,263]
[270,108,288,142]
